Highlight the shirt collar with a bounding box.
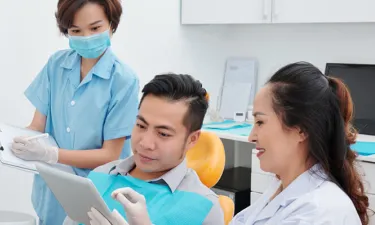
[110,156,188,193]
[61,47,116,80]
[253,164,329,222]
[278,163,328,206]
[109,156,136,175]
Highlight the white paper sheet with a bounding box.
[0,122,74,174]
[224,58,257,84]
[219,83,252,119]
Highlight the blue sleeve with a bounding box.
[103,76,139,140]
[24,58,52,116]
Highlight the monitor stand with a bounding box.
[354,119,375,136]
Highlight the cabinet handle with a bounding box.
[272,0,278,18]
[263,0,268,19]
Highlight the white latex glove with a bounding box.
[112,188,152,225]
[11,136,59,164]
[88,207,128,225]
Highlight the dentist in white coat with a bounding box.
[230,62,371,225]
[82,62,373,225]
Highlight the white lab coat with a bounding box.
[230,164,361,225]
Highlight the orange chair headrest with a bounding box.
[186,131,225,188]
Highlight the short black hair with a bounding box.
[140,73,209,133]
[56,0,122,35]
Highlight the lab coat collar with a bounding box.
[61,47,115,80]
[254,164,328,222]
[110,156,188,193]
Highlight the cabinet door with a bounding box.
[181,0,272,24]
[272,0,375,23]
[369,194,375,225]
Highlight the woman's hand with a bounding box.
[11,136,58,164]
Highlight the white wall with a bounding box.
[1,0,375,219]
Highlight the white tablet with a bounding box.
[35,163,115,224]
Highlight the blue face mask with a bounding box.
[68,29,111,59]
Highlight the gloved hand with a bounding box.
[11,136,59,164]
[88,207,128,225]
[112,187,152,225]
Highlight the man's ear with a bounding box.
[186,130,201,151]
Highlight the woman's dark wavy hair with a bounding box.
[267,62,370,225]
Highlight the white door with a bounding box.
[272,0,375,23]
[181,0,272,24]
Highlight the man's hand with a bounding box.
[88,207,129,225]
[112,188,152,225]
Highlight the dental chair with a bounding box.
[186,131,235,225]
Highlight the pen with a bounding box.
[25,133,49,141]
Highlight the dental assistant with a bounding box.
[11,0,139,225]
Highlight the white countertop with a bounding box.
[203,128,375,163]
[354,134,375,163]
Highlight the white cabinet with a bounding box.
[181,0,375,24]
[273,0,375,23]
[370,195,375,225]
[181,0,272,24]
[360,161,375,195]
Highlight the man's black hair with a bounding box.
[140,73,209,133]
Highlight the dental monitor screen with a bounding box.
[325,63,375,136]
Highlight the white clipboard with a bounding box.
[0,122,74,174]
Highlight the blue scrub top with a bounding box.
[25,48,139,225]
